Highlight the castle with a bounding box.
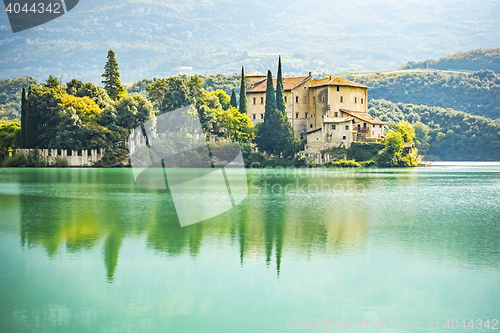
[245,71,385,152]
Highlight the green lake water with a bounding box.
[0,163,499,332]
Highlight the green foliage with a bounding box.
[93,148,129,167]
[102,50,126,100]
[209,90,231,110]
[3,149,46,167]
[0,76,39,122]
[20,87,27,147]
[377,130,405,167]
[44,75,61,90]
[413,121,431,154]
[321,144,348,161]
[369,99,500,161]
[50,157,69,167]
[391,120,415,143]
[65,79,85,96]
[399,48,500,73]
[324,159,361,168]
[276,56,286,115]
[200,73,241,95]
[346,142,384,162]
[76,82,113,110]
[239,67,247,115]
[161,77,194,113]
[256,70,298,157]
[230,89,238,108]
[0,121,20,160]
[353,70,500,119]
[114,94,155,130]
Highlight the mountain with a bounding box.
[0,76,39,122]
[0,0,498,84]
[399,49,500,73]
[349,69,500,119]
[369,99,500,161]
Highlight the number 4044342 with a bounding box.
[444,319,498,330]
[5,2,62,14]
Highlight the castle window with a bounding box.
[252,114,256,120]
[310,124,313,128]
[379,125,382,128]
[284,96,287,103]
[334,112,338,117]
[340,96,343,103]
[322,96,325,103]
[343,136,346,140]
[354,97,357,103]
[261,114,264,119]
[305,112,308,118]
[332,125,336,130]
[253,97,256,105]
[363,123,367,129]
[261,97,264,104]
[361,98,364,104]
[337,86,340,92]
[345,125,349,130]
[296,113,299,119]
[313,96,316,104]
[296,96,299,103]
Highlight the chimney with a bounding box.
[309,72,312,76]
[329,76,332,80]
[251,83,254,87]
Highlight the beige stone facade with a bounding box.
[246,73,385,152]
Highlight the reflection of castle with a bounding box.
[245,71,385,152]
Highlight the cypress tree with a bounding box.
[25,85,34,148]
[230,89,238,108]
[239,66,247,115]
[256,70,299,157]
[276,56,286,115]
[20,86,27,147]
[102,50,125,100]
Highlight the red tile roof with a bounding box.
[247,76,310,93]
[341,109,385,125]
[310,77,368,89]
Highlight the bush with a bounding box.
[93,148,129,167]
[347,142,384,161]
[2,153,27,167]
[325,159,361,168]
[51,157,69,167]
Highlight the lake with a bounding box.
[0,163,499,332]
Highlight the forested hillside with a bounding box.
[350,70,500,119]
[0,77,39,123]
[369,99,500,161]
[399,49,500,73]
[0,0,498,82]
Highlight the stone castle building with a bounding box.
[245,71,385,152]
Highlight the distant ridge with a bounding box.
[399,48,500,74]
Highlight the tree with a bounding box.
[44,75,60,89]
[220,107,254,142]
[146,79,167,113]
[0,121,21,159]
[20,86,27,147]
[392,120,415,143]
[161,77,194,113]
[256,70,297,156]
[413,121,431,154]
[276,56,286,115]
[239,66,247,115]
[76,82,113,110]
[65,79,85,96]
[102,50,126,100]
[230,89,238,108]
[114,94,155,130]
[378,130,404,167]
[210,90,231,110]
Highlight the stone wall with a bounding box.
[16,149,105,166]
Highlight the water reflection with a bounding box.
[8,166,499,282]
